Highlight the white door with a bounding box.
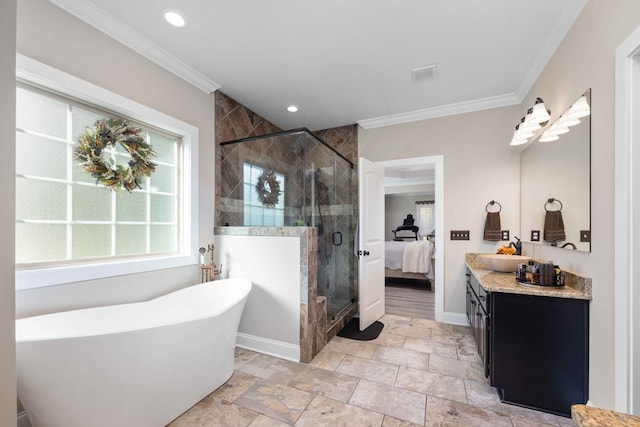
[358,157,385,330]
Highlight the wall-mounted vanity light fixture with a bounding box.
[510,98,551,146]
[538,95,590,142]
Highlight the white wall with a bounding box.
[1,1,17,425]
[15,0,216,317]
[361,0,640,411]
[215,235,301,361]
[360,104,521,317]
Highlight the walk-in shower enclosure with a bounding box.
[219,129,355,321]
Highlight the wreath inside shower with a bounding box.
[255,170,281,208]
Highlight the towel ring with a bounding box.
[486,200,502,213]
[544,198,563,212]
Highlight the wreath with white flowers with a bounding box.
[73,117,157,192]
[255,170,281,208]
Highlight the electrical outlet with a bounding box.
[501,230,510,241]
[531,230,540,241]
[580,230,591,242]
[450,230,470,240]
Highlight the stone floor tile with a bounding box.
[167,397,259,427]
[380,314,412,326]
[349,379,426,425]
[295,395,384,427]
[238,353,307,384]
[465,379,559,425]
[287,366,360,402]
[453,324,474,336]
[328,336,377,358]
[234,379,314,425]
[387,323,433,339]
[395,365,467,404]
[335,354,399,385]
[307,346,346,371]
[248,414,293,426]
[235,348,260,369]
[556,414,577,426]
[212,371,262,402]
[371,345,430,371]
[429,354,487,382]
[403,336,458,359]
[457,344,482,363]
[381,415,423,427]
[369,331,407,347]
[410,318,454,332]
[511,416,562,426]
[424,395,513,427]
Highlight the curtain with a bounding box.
[416,201,435,237]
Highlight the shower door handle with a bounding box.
[358,250,370,257]
[332,231,342,246]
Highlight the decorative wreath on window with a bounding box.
[255,170,281,208]
[73,117,157,192]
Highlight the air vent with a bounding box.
[411,64,437,82]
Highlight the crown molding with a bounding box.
[48,0,221,94]
[357,93,520,129]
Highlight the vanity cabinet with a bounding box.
[490,291,589,417]
[465,270,490,377]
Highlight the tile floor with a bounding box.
[169,314,578,426]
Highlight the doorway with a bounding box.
[377,156,444,322]
[614,24,640,414]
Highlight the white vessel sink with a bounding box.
[480,254,531,273]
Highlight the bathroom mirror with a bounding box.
[520,89,591,252]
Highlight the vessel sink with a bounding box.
[480,254,531,273]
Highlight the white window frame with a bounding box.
[15,54,199,291]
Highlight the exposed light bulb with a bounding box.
[286,105,299,113]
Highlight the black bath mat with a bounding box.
[337,318,384,341]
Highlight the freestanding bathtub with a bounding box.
[16,278,252,427]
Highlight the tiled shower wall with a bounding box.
[214,91,359,360]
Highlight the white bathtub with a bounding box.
[16,278,252,427]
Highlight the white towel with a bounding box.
[402,240,433,273]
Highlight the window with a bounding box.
[243,163,285,226]
[15,54,199,290]
[16,84,180,265]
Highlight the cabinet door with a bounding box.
[466,282,474,326]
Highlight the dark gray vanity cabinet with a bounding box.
[465,271,490,377]
[490,291,589,417]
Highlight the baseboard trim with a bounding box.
[442,312,469,326]
[236,333,300,362]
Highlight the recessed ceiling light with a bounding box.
[163,10,186,28]
[286,105,299,113]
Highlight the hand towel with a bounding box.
[483,211,502,241]
[544,210,566,242]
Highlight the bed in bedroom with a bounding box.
[385,239,435,290]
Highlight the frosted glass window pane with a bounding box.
[148,132,177,165]
[16,177,66,221]
[115,225,146,255]
[72,225,111,259]
[244,207,250,226]
[263,208,275,226]
[149,164,176,194]
[243,163,251,184]
[72,161,100,184]
[251,166,261,183]
[150,194,175,222]
[244,183,252,204]
[73,185,111,221]
[71,107,104,142]
[16,132,67,179]
[250,209,263,226]
[116,191,146,222]
[16,223,67,263]
[150,225,176,253]
[16,88,67,139]
[275,212,284,227]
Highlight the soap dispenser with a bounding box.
[510,236,522,255]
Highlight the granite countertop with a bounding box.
[572,404,640,426]
[466,253,592,300]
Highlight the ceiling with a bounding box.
[50,0,586,131]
